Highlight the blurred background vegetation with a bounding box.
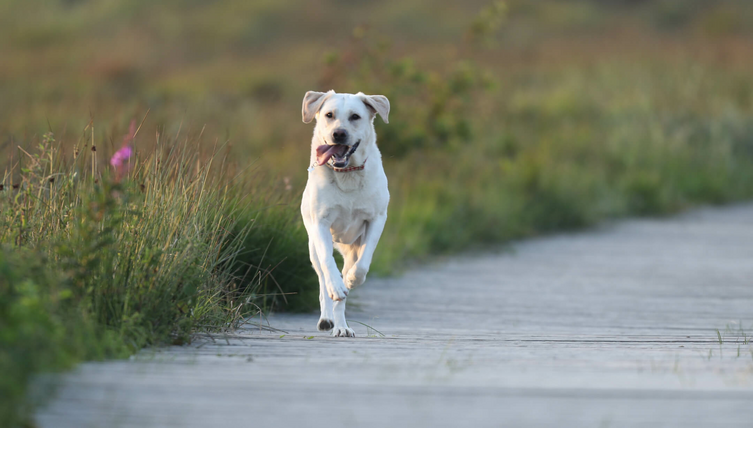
[4,0,753,263]
[4,0,753,425]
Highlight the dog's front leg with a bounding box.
[345,212,387,290]
[311,221,349,302]
[308,241,334,331]
[310,221,354,337]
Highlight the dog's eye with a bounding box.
[350,114,360,121]
[325,112,333,119]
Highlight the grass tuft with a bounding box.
[0,127,310,426]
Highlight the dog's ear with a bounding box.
[302,90,333,123]
[358,93,390,124]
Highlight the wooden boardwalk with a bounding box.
[35,204,753,427]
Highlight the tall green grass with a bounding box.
[0,128,308,426]
[225,186,318,313]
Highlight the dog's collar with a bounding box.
[327,157,367,173]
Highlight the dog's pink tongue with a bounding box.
[316,144,345,166]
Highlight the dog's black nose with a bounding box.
[332,129,348,143]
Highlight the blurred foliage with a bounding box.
[0,245,131,426]
[467,0,508,46]
[1,248,85,427]
[320,31,495,158]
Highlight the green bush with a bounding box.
[0,248,72,427]
[320,32,494,158]
[0,247,128,427]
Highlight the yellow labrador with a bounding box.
[300,90,390,337]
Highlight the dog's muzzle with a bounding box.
[316,140,360,168]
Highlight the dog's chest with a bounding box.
[331,171,364,192]
[330,207,373,245]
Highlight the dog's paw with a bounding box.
[327,277,349,301]
[317,318,334,331]
[345,265,367,290]
[332,326,355,338]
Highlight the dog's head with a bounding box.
[302,90,390,168]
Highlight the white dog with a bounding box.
[300,90,390,337]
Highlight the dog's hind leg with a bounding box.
[338,238,361,282]
[309,241,334,331]
[345,213,387,290]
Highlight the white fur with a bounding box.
[300,90,390,337]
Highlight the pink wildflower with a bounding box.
[111,120,136,181]
[110,146,132,168]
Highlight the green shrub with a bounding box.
[319,31,494,159]
[0,248,71,427]
[0,247,127,427]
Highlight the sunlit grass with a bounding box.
[0,125,308,426]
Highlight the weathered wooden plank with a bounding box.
[34,204,753,427]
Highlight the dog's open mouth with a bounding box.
[316,141,360,168]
